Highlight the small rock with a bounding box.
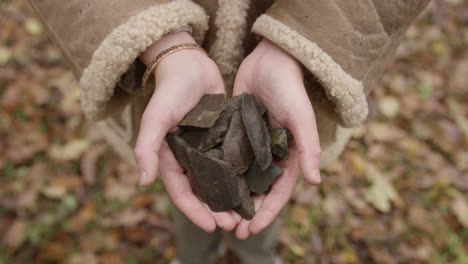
[269,128,289,160]
[241,94,273,171]
[245,160,282,194]
[222,111,253,174]
[203,148,224,160]
[181,95,243,152]
[179,94,226,128]
[233,175,255,220]
[167,135,241,211]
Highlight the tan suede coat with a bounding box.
[30,0,430,167]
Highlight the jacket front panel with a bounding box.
[30,0,430,167]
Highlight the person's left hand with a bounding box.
[232,39,322,239]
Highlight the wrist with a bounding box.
[252,38,304,76]
[140,31,196,66]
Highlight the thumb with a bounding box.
[134,88,179,186]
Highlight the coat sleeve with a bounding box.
[29,0,209,120]
[251,0,430,127]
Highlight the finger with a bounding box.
[159,141,216,232]
[205,205,237,232]
[286,91,322,185]
[235,219,251,240]
[231,211,242,224]
[235,195,265,240]
[249,144,300,235]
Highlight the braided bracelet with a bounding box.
[141,42,208,96]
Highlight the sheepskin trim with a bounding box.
[209,0,250,96]
[252,15,368,127]
[80,0,209,120]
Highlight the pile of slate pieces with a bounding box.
[167,93,289,220]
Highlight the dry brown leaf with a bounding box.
[37,242,67,263]
[41,185,67,199]
[67,253,98,264]
[3,219,27,250]
[290,205,309,228]
[378,96,400,119]
[408,205,435,233]
[364,164,401,213]
[104,177,136,203]
[49,139,91,161]
[369,247,396,264]
[98,252,123,264]
[69,201,96,231]
[104,208,147,227]
[451,193,468,228]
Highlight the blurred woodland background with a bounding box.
[1,0,468,263]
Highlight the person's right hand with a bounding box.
[135,32,241,233]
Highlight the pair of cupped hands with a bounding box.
[136,32,321,240]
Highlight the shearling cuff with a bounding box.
[252,15,368,128]
[79,0,209,121]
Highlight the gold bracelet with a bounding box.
[141,43,208,96]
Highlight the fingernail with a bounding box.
[311,169,321,184]
[139,170,148,186]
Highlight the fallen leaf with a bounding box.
[104,177,136,203]
[451,194,468,228]
[289,242,306,257]
[41,185,67,199]
[408,205,435,233]
[37,242,66,263]
[447,98,468,143]
[98,252,123,264]
[69,201,96,231]
[24,18,43,36]
[369,247,396,264]
[364,164,400,213]
[67,253,98,264]
[105,208,147,227]
[0,47,12,65]
[49,139,91,161]
[3,220,27,250]
[378,96,400,119]
[290,205,309,228]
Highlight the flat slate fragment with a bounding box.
[166,135,241,212]
[203,148,224,160]
[179,94,226,128]
[225,94,243,116]
[241,94,273,171]
[233,175,255,220]
[245,160,283,195]
[181,96,243,152]
[181,128,225,152]
[269,128,289,160]
[222,111,253,175]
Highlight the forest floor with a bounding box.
[1,0,468,263]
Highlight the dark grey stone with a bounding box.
[167,135,241,212]
[241,94,273,171]
[222,111,253,175]
[244,160,283,195]
[179,94,226,128]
